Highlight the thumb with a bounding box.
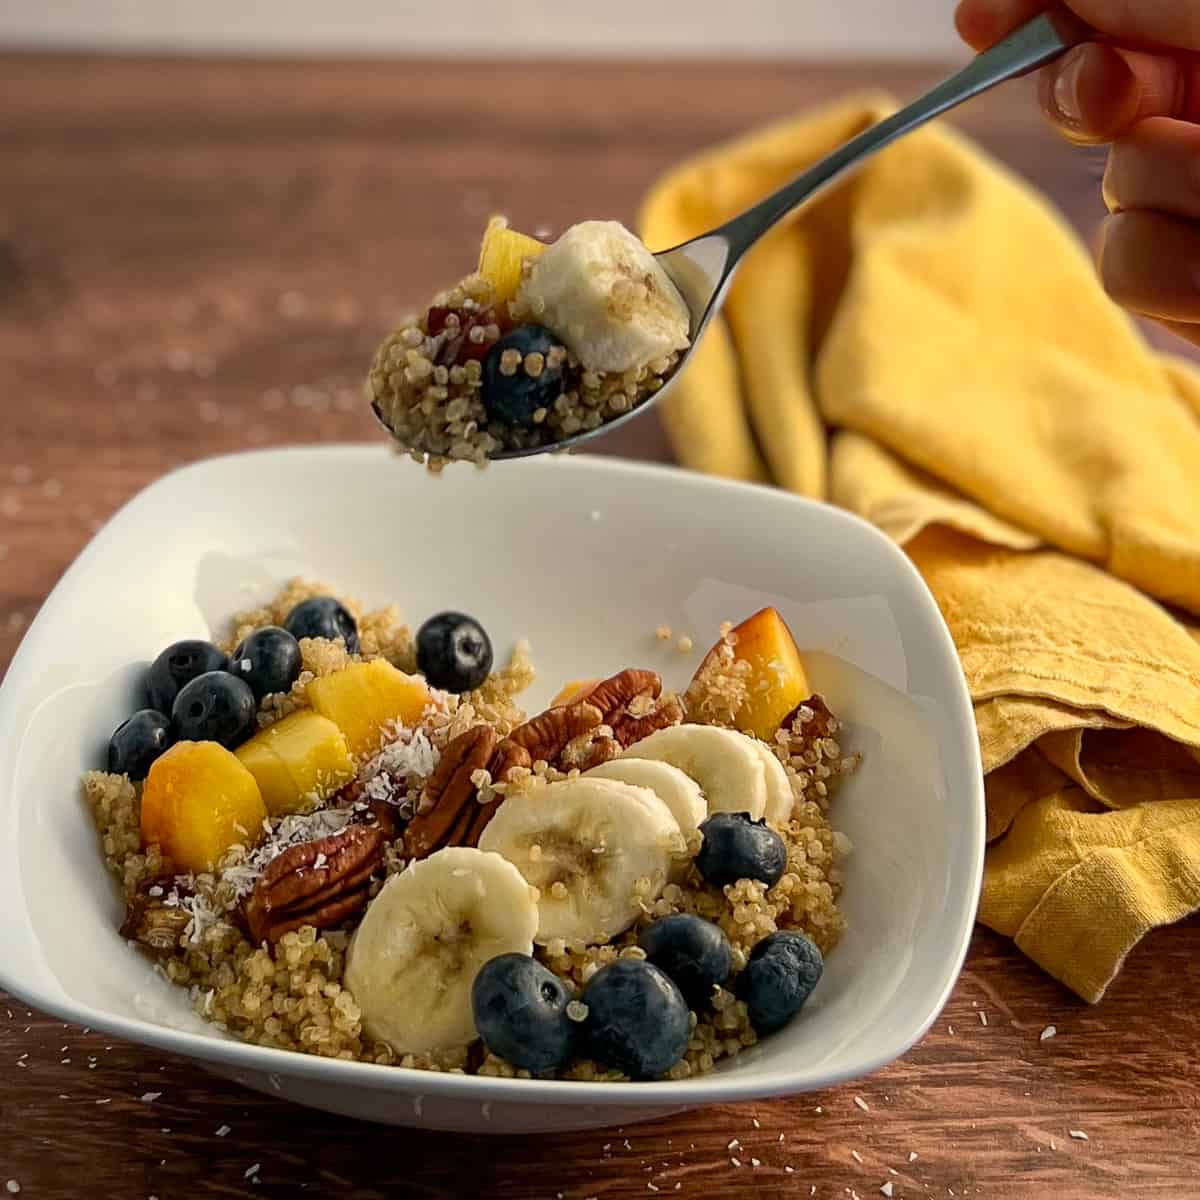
[957,1,1200,54]
[1041,43,1200,143]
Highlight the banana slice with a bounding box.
[749,739,797,825]
[586,758,706,840]
[621,724,768,821]
[586,758,706,882]
[344,846,538,1055]
[518,220,690,373]
[477,777,684,944]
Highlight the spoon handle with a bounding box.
[715,8,1091,260]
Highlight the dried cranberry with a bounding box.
[426,304,509,366]
[426,305,459,336]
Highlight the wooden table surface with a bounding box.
[2,54,1198,1200]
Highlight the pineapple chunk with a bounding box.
[691,608,811,741]
[307,658,430,759]
[478,216,546,303]
[236,710,355,816]
[550,678,600,708]
[141,740,267,873]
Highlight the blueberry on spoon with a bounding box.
[481,325,567,427]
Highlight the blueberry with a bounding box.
[107,709,172,781]
[230,626,302,701]
[284,596,359,655]
[416,612,493,693]
[695,811,787,888]
[170,671,257,748]
[471,953,577,1076]
[638,914,733,1010]
[481,325,567,427]
[146,640,230,714]
[736,931,823,1035]
[581,960,689,1080]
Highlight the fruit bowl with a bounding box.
[0,446,984,1133]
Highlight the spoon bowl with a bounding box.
[375,9,1088,462]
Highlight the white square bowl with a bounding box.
[0,446,983,1133]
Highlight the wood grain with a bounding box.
[2,54,1198,1200]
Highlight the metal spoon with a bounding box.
[379,8,1090,462]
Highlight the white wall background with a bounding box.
[0,0,966,59]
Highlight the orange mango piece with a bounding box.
[693,608,811,741]
[306,658,430,759]
[141,741,267,873]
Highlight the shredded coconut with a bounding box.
[359,727,440,805]
[222,807,358,900]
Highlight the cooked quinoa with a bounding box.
[85,584,855,1080]
[367,273,678,470]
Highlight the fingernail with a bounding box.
[1051,47,1087,126]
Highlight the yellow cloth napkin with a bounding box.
[639,94,1200,1003]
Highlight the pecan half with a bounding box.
[578,669,662,718]
[121,892,192,952]
[243,823,386,945]
[612,693,685,747]
[560,727,620,771]
[404,725,499,860]
[780,694,838,742]
[488,739,532,781]
[490,701,604,780]
[548,668,681,749]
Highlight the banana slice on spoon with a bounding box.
[519,220,690,373]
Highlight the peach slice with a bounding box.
[690,608,811,741]
[549,678,601,708]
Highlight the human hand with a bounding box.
[955,0,1200,346]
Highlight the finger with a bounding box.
[1038,44,1200,144]
[1103,118,1200,220]
[1099,211,1200,322]
[1062,1,1200,54]
[956,0,1200,54]
[954,0,1044,53]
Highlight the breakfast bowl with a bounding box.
[0,446,983,1133]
